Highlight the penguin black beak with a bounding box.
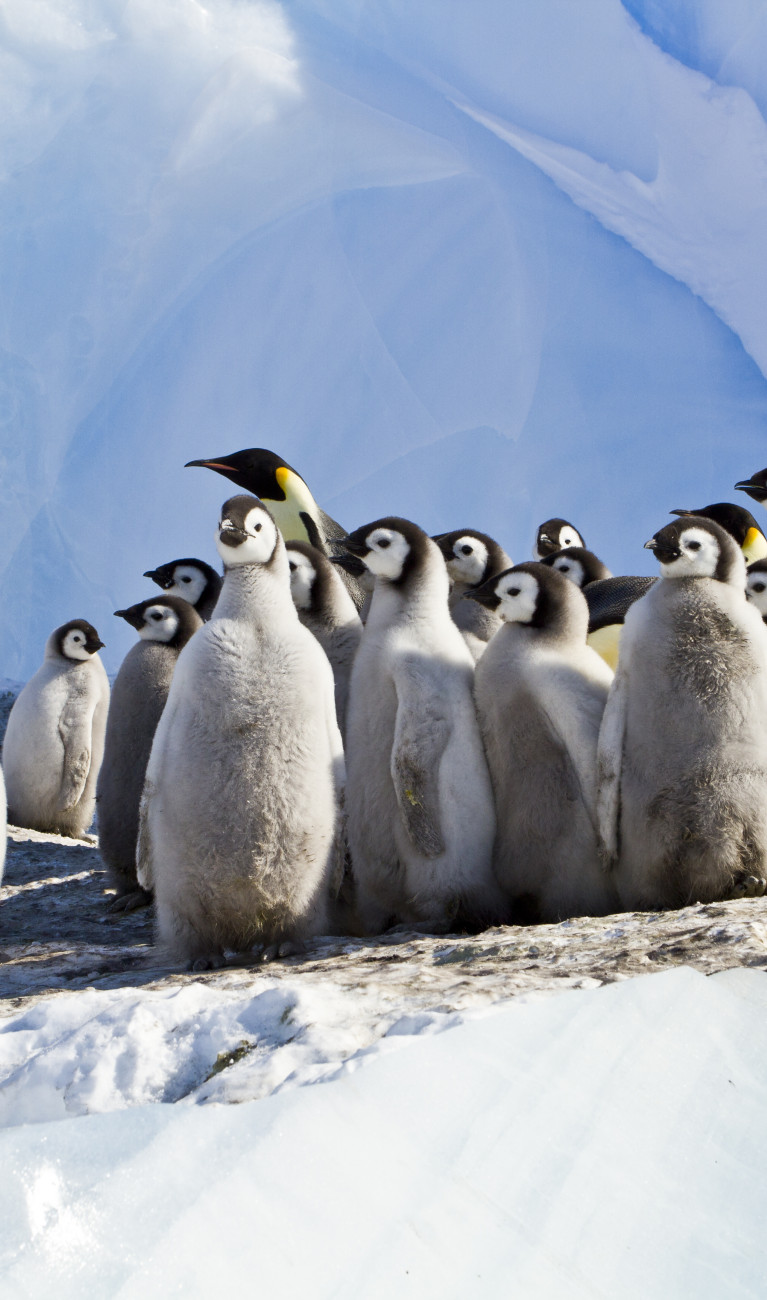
[669,509,692,518]
[115,608,144,630]
[735,477,767,503]
[218,526,248,548]
[337,537,370,559]
[329,553,366,577]
[87,638,105,652]
[645,537,681,563]
[643,539,657,551]
[464,586,500,609]
[186,458,237,472]
[432,535,455,560]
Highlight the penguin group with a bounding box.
[3,450,767,966]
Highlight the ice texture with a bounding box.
[1,1,767,677]
[1,967,766,1296]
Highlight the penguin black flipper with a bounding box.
[584,576,656,632]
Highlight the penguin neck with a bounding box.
[368,551,452,630]
[215,561,295,625]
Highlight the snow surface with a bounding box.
[2,1,767,677]
[1,966,767,1297]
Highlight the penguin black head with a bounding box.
[669,503,767,562]
[540,546,612,588]
[114,596,203,647]
[52,619,105,661]
[432,529,510,589]
[286,541,337,613]
[746,558,767,622]
[534,518,585,560]
[215,495,280,568]
[645,518,744,585]
[143,558,222,610]
[735,469,767,507]
[466,561,588,637]
[186,448,304,502]
[339,517,431,586]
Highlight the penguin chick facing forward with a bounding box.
[597,518,767,911]
[286,541,362,738]
[432,529,511,660]
[341,517,502,936]
[144,558,222,621]
[3,621,109,838]
[97,596,203,912]
[534,518,585,560]
[470,563,617,923]
[137,496,345,969]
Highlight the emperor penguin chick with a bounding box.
[432,529,511,660]
[341,517,502,935]
[2,621,109,838]
[597,518,767,911]
[746,558,767,623]
[534,518,585,560]
[470,563,617,923]
[540,547,612,587]
[137,496,345,969]
[286,541,362,738]
[97,596,203,912]
[144,558,222,620]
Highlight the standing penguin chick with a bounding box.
[432,529,512,660]
[534,518,585,560]
[597,518,767,911]
[341,517,501,935]
[285,541,362,738]
[144,558,222,621]
[470,563,617,923]
[2,621,109,838]
[137,496,344,969]
[97,596,203,912]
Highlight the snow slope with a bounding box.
[2,1,767,677]
[1,966,766,1297]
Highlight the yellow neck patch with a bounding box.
[743,527,767,563]
[268,466,320,544]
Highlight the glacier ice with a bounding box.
[1,0,767,682]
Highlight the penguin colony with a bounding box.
[3,452,767,968]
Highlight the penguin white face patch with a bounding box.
[447,536,488,587]
[60,629,94,661]
[552,556,585,588]
[558,526,584,551]
[746,570,767,618]
[287,550,316,610]
[164,565,207,606]
[495,571,539,624]
[362,528,410,581]
[138,606,181,643]
[661,526,720,579]
[216,507,278,567]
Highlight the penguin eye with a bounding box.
[558,563,570,573]
[508,587,521,598]
[150,612,163,621]
[377,538,391,549]
[460,544,473,556]
[753,582,766,593]
[181,576,191,583]
[289,561,297,572]
[687,540,702,552]
[253,523,262,533]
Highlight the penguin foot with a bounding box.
[188,954,227,972]
[726,874,767,900]
[256,939,306,964]
[107,887,153,915]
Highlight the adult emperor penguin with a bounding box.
[432,529,512,660]
[137,495,345,968]
[2,621,109,838]
[469,563,617,922]
[97,596,203,912]
[185,448,364,608]
[144,558,222,621]
[533,518,585,560]
[597,517,767,911]
[340,517,502,935]
[735,468,767,510]
[285,540,363,737]
[670,503,767,563]
[746,558,767,624]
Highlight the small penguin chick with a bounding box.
[432,529,512,660]
[143,558,222,621]
[57,620,105,659]
[468,561,589,638]
[746,558,767,623]
[540,547,612,587]
[735,469,767,509]
[645,518,745,586]
[115,596,202,646]
[340,516,430,586]
[670,503,767,564]
[286,541,362,737]
[534,518,585,560]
